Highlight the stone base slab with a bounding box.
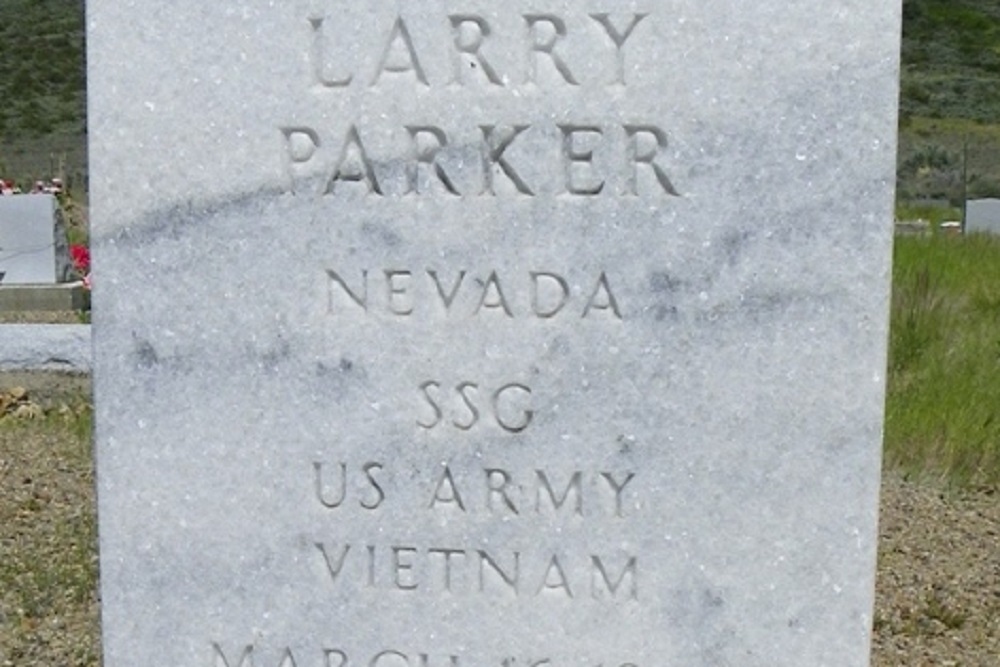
[0,324,91,373]
[0,283,89,312]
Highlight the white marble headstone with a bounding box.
[89,3,901,666]
[0,195,72,284]
[966,198,1000,235]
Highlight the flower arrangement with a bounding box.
[69,244,91,290]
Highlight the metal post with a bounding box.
[961,135,968,234]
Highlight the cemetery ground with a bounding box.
[1,232,1000,665]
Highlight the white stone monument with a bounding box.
[0,194,72,284]
[89,3,901,666]
[966,198,1000,235]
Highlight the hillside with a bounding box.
[897,0,1000,204]
[901,0,1000,123]
[0,0,85,190]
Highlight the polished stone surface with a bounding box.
[89,3,901,666]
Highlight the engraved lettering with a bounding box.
[361,462,386,510]
[411,466,634,515]
[324,126,382,195]
[480,125,533,196]
[372,17,428,86]
[454,381,480,430]
[418,656,459,667]
[385,270,414,316]
[325,650,345,667]
[538,554,573,597]
[582,272,622,319]
[449,15,501,85]
[530,272,570,318]
[392,547,419,590]
[315,543,638,599]
[281,127,321,194]
[624,125,679,196]
[214,643,254,667]
[558,125,605,195]
[296,124,679,198]
[428,548,466,591]
[600,471,636,517]
[427,270,466,311]
[417,380,443,429]
[406,126,459,196]
[317,543,352,584]
[502,659,551,667]
[485,469,519,514]
[326,649,348,667]
[309,17,353,88]
[589,13,648,85]
[429,466,466,511]
[535,471,583,515]
[475,271,514,316]
[326,269,620,319]
[327,269,368,312]
[371,650,410,667]
[313,461,385,510]
[302,12,653,90]
[591,555,638,600]
[366,545,376,586]
[212,647,458,667]
[478,549,520,594]
[492,383,533,433]
[418,381,532,431]
[314,462,346,509]
[524,15,578,85]
[293,15,686,197]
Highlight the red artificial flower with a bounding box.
[70,244,90,273]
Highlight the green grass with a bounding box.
[895,203,962,227]
[885,232,1000,486]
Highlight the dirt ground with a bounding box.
[0,372,90,404]
[1,376,998,666]
[873,473,1000,665]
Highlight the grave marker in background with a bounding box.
[0,194,71,284]
[89,3,902,666]
[966,198,1000,235]
[0,194,84,311]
